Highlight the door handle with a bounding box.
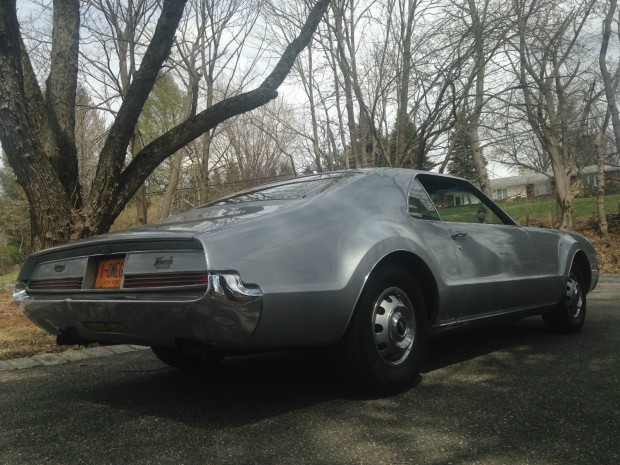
[451,232,468,240]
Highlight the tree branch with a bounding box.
[46,0,81,206]
[117,0,331,209]
[88,0,187,206]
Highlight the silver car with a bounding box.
[14,169,599,394]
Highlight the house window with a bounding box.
[582,174,598,186]
[534,183,551,196]
[493,188,507,200]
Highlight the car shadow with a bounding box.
[421,317,550,373]
[67,317,564,430]
[79,350,345,428]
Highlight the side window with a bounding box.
[408,179,440,221]
[416,175,507,225]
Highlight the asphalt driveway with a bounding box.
[1,277,618,465]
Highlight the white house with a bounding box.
[489,165,620,201]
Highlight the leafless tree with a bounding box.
[600,0,620,161]
[444,0,513,195]
[0,0,331,249]
[509,0,596,230]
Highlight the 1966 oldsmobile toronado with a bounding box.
[14,169,599,393]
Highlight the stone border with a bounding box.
[0,345,150,371]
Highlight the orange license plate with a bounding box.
[95,257,125,289]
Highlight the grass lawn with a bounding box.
[497,194,620,225]
[0,271,18,283]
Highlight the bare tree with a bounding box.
[83,0,161,224]
[510,0,595,230]
[152,0,250,216]
[595,124,609,235]
[600,0,620,160]
[0,0,331,249]
[449,0,510,196]
[394,0,416,168]
[266,1,327,172]
[222,99,299,182]
[75,86,107,190]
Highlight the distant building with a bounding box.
[489,165,620,201]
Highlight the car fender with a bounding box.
[561,232,599,292]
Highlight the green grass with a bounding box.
[497,194,620,224]
[0,271,18,283]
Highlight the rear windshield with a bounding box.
[206,172,356,206]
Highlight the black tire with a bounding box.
[340,266,428,395]
[151,346,223,370]
[543,265,587,333]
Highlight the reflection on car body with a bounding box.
[14,169,599,394]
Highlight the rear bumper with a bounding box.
[13,273,263,348]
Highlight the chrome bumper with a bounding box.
[13,273,263,348]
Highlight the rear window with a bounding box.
[207,173,356,206]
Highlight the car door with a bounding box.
[416,174,543,320]
[407,178,463,324]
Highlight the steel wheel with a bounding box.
[372,287,416,367]
[543,265,587,334]
[565,274,584,319]
[340,266,428,395]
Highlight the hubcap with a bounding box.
[566,275,583,319]
[372,287,416,367]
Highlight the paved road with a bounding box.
[1,278,618,465]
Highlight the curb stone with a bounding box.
[0,345,149,371]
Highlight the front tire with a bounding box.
[543,265,586,333]
[340,266,428,395]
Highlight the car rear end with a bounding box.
[13,234,263,349]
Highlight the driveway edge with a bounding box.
[0,345,149,371]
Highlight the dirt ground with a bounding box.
[574,213,620,275]
[0,288,80,360]
[1,218,619,361]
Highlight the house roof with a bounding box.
[490,164,620,190]
[490,172,550,189]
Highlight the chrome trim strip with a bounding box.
[209,273,263,302]
[434,302,557,329]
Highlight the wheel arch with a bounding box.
[352,250,439,327]
[570,250,593,292]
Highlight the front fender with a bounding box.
[562,232,599,292]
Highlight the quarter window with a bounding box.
[408,179,440,221]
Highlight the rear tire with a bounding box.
[151,346,223,370]
[340,266,428,395]
[543,265,586,333]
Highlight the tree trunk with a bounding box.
[199,131,214,204]
[469,124,491,196]
[130,131,147,225]
[395,0,414,167]
[332,2,359,168]
[596,132,608,235]
[301,44,323,172]
[162,71,199,218]
[46,0,81,207]
[0,0,76,249]
[548,141,573,231]
[467,0,491,197]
